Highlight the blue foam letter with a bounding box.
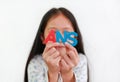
[65,31,78,46]
[56,30,66,43]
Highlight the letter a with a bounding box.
[44,29,56,44]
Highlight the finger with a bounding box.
[67,51,76,60]
[60,59,69,68]
[45,55,61,67]
[62,54,74,68]
[45,50,60,63]
[67,51,79,66]
[44,42,60,53]
[65,42,78,56]
[59,43,65,47]
[43,47,56,59]
[54,56,61,66]
[50,50,60,59]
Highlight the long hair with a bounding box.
[24,7,87,82]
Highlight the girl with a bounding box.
[24,7,89,82]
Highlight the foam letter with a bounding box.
[44,29,56,44]
[56,30,66,43]
[66,31,78,46]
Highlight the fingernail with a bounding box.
[65,42,68,45]
[56,42,60,45]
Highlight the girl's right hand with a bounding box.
[42,41,61,74]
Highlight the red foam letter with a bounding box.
[43,29,56,44]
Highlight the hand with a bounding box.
[42,41,61,74]
[55,43,66,58]
[60,42,80,81]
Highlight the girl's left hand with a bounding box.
[60,42,80,81]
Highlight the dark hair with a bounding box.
[24,7,87,82]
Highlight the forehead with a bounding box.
[46,14,73,28]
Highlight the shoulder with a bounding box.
[30,55,43,63]
[73,53,88,72]
[79,53,87,63]
[77,53,88,67]
[73,53,88,81]
[27,55,45,71]
[27,55,48,82]
[29,55,44,65]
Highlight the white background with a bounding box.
[0,0,120,82]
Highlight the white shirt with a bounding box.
[27,53,88,82]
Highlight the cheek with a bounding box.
[44,28,55,39]
[44,30,49,39]
[44,33,47,39]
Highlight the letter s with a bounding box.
[67,31,78,46]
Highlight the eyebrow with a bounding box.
[48,26,72,29]
[47,27,57,30]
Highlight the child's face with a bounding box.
[44,14,74,39]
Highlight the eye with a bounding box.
[48,28,57,32]
[64,28,74,32]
